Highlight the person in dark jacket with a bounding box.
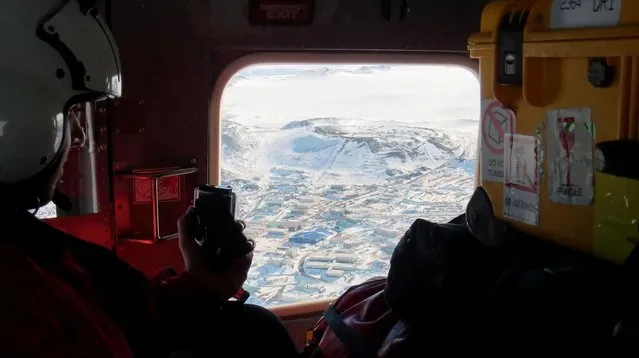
[0,1,297,357]
[153,209,299,358]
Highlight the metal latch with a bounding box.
[497,11,529,86]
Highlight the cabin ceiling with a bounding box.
[112,0,493,53]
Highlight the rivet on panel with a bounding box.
[138,128,145,133]
[99,127,106,133]
[98,108,106,114]
[138,100,144,105]
[115,128,121,135]
[190,157,198,164]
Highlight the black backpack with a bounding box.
[382,187,637,357]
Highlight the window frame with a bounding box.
[209,52,480,313]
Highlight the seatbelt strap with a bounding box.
[324,305,377,358]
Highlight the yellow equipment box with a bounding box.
[468,0,639,264]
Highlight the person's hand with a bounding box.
[177,206,253,299]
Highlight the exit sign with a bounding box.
[249,0,314,25]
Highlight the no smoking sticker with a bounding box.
[481,99,516,183]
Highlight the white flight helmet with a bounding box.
[0,0,121,184]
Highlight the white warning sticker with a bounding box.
[503,134,540,226]
[546,108,594,205]
[481,99,516,183]
[550,0,622,29]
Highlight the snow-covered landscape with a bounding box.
[221,64,480,306]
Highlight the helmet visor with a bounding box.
[0,78,68,184]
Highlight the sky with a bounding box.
[224,64,480,132]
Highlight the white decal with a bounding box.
[546,108,594,205]
[481,99,516,183]
[0,121,6,136]
[504,134,540,226]
[550,0,622,29]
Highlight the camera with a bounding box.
[192,185,251,272]
[192,185,236,244]
[194,185,236,219]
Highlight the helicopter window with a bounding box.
[220,63,480,306]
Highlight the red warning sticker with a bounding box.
[133,168,181,205]
[249,0,314,25]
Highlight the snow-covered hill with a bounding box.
[223,116,473,187]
